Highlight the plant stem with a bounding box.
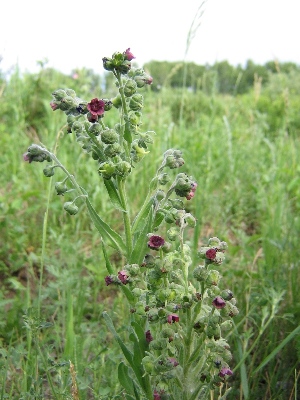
[117,176,133,259]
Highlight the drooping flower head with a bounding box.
[212,296,226,309]
[148,235,165,250]
[87,98,105,118]
[123,48,135,61]
[145,330,153,343]
[118,270,129,284]
[218,367,233,378]
[167,313,179,324]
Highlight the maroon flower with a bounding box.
[153,390,161,400]
[206,248,217,260]
[87,98,105,117]
[218,367,233,378]
[118,270,128,284]
[168,357,179,367]
[212,296,226,309]
[186,181,197,200]
[23,153,30,162]
[145,75,153,85]
[148,235,165,250]
[145,330,153,343]
[167,313,179,324]
[50,102,58,111]
[123,48,135,61]
[105,276,114,286]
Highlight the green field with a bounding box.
[0,61,299,399]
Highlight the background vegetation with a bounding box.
[0,57,300,399]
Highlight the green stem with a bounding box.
[117,176,133,259]
[114,70,130,159]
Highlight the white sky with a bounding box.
[1,0,299,75]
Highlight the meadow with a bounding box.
[0,61,300,399]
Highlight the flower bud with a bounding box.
[158,173,170,185]
[220,320,233,331]
[102,57,115,71]
[111,95,122,109]
[89,123,102,136]
[155,190,165,201]
[115,161,131,177]
[43,165,55,177]
[184,213,196,227]
[167,227,179,241]
[220,289,234,301]
[212,296,226,309]
[101,129,119,144]
[206,270,221,286]
[65,88,76,98]
[129,94,143,111]
[55,181,68,195]
[52,89,67,100]
[193,265,208,282]
[98,162,116,179]
[63,202,79,215]
[124,79,137,97]
[104,143,122,158]
[142,356,155,374]
[123,48,135,61]
[24,144,51,163]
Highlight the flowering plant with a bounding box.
[24,48,238,399]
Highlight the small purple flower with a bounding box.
[168,357,179,367]
[105,276,114,286]
[118,270,128,284]
[153,390,161,400]
[206,248,217,260]
[148,235,165,250]
[23,153,30,162]
[218,367,233,378]
[123,48,135,61]
[50,102,58,111]
[167,313,179,324]
[212,296,226,309]
[87,98,105,117]
[145,75,153,85]
[145,330,153,343]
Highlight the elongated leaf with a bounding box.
[104,179,126,212]
[102,312,145,391]
[102,312,133,366]
[118,362,134,395]
[132,196,154,234]
[252,324,300,374]
[85,198,126,253]
[129,208,153,264]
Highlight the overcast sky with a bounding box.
[1,0,299,75]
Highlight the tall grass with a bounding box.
[0,63,300,399]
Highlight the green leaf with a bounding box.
[129,208,153,264]
[118,362,135,395]
[102,312,146,393]
[104,179,126,212]
[85,197,126,254]
[252,324,300,374]
[132,196,154,234]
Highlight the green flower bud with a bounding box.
[104,143,122,158]
[158,173,170,185]
[71,121,85,133]
[161,328,175,338]
[184,213,197,227]
[220,320,233,331]
[111,95,122,109]
[208,237,221,247]
[155,190,165,201]
[206,270,221,287]
[214,251,225,265]
[55,181,68,195]
[220,289,234,301]
[63,202,79,215]
[148,308,159,322]
[129,93,143,111]
[43,165,55,177]
[65,88,76,98]
[193,265,208,282]
[98,162,116,179]
[100,129,119,144]
[124,79,137,97]
[127,111,141,126]
[115,161,131,177]
[150,339,165,350]
[89,123,102,136]
[59,96,78,111]
[52,89,67,101]
[167,227,179,241]
[142,356,155,375]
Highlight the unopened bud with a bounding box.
[43,165,55,177]
[100,129,119,144]
[55,181,68,195]
[129,93,143,111]
[63,202,79,215]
